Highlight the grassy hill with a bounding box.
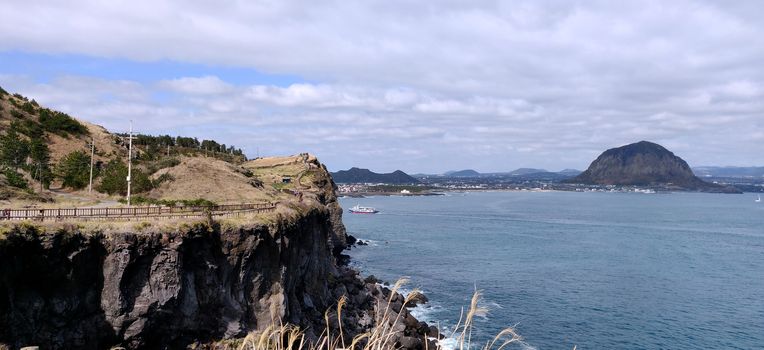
[0,85,260,204]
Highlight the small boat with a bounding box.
[349,205,379,214]
[756,195,761,203]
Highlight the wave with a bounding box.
[354,238,383,247]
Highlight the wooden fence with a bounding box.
[0,203,277,222]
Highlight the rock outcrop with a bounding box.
[0,154,433,349]
[569,141,740,192]
[0,207,337,348]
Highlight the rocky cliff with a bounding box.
[569,141,739,192]
[0,206,335,348]
[0,155,435,349]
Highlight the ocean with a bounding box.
[340,191,764,349]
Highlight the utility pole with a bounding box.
[38,163,43,194]
[88,137,95,193]
[126,121,133,206]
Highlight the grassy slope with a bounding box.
[0,87,275,205]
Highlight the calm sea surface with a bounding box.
[340,191,764,349]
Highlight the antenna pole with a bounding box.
[127,121,133,206]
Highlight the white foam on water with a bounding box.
[438,335,537,350]
[355,238,382,247]
[437,336,459,350]
[384,287,538,350]
[409,302,446,324]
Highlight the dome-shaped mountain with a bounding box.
[331,167,419,184]
[569,141,738,192]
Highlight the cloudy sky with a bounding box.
[1,1,762,173]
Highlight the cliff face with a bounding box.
[0,154,436,350]
[570,141,738,192]
[0,208,336,349]
[314,163,348,255]
[0,155,437,349]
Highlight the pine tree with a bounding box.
[0,128,29,169]
[57,151,90,189]
[29,138,52,188]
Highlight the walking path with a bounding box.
[0,202,277,222]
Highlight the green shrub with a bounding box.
[0,128,29,169]
[14,119,44,139]
[153,172,174,186]
[117,196,216,207]
[176,198,217,206]
[0,85,7,95]
[10,110,23,119]
[38,108,88,136]
[28,138,52,188]
[132,169,153,194]
[3,169,28,189]
[97,160,128,195]
[21,101,36,114]
[57,151,91,189]
[97,160,153,195]
[145,157,180,174]
[118,195,157,205]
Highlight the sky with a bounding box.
[1,0,762,173]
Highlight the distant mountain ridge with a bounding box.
[692,166,764,178]
[569,141,739,192]
[446,169,481,177]
[558,169,583,176]
[439,168,579,178]
[331,167,419,184]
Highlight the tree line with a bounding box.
[1,86,244,196]
[123,134,245,156]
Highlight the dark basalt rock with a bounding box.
[0,158,434,350]
[0,217,434,350]
[569,141,740,193]
[0,209,338,349]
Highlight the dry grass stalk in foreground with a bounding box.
[234,279,523,350]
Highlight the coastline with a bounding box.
[340,191,445,198]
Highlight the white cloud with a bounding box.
[1,1,764,171]
[159,76,234,95]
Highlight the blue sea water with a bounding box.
[339,191,764,349]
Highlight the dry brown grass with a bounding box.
[0,92,120,164]
[228,279,525,350]
[149,156,279,204]
[46,120,120,164]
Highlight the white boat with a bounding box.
[756,195,761,203]
[348,205,379,214]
